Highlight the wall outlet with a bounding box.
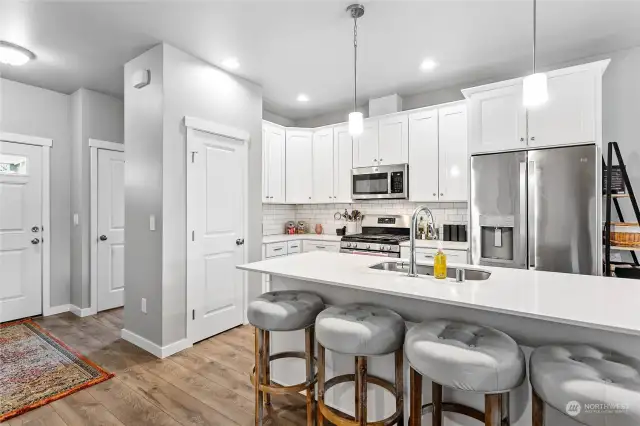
[141,298,147,314]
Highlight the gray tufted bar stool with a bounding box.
[405,320,526,426]
[530,345,640,426]
[247,290,325,425]
[315,303,406,426]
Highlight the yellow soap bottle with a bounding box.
[433,241,447,279]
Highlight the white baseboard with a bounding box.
[43,304,70,316]
[121,328,192,359]
[69,305,93,317]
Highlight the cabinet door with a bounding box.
[312,128,334,203]
[262,124,269,201]
[333,125,353,203]
[265,124,286,203]
[468,84,527,154]
[378,113,409,165]
[352,118,379,168]
[527,70,596,148]
[285,129,313,203]
[409,109,439,201]
[439,104,468,201]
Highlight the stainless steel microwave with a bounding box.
[351,164,409,200]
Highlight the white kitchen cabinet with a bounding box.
[303,241,340,253]
[378,113,409,165]
[527,68,596,148]
[400,247,468,264]
[285,129,313,203]
[438,104,468,201]
[409,109,439,202]
[262,122,286,203]
[352,118,379,168]
[464,83,527,155]
[312,127,334,203]
[333,125,353,203]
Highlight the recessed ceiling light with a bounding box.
[419,58,438,72]
[296,94,310,102]
[0,41,36,66]
[222,57,240,70]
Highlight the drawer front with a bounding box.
[287,240,302,254]
[303,241,340,253]
[414,248,468,263]
[265,242,287,258]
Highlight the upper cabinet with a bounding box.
[352,118,379,168]
[409,102,468,203]
[312,127,334,203]
[262,122,286,203]
[333,125,353,203]
[285,129,313,203]
[463,59,609,155]
[378,113,409,165]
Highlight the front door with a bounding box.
[97,149,125,311]
[0,142,42,322]
[187,128,246,343]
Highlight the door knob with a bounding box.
[99,235,108,241]
[31,238,40,245]
[31,226,40,233]
[236,238,245,246]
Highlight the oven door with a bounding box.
[340,249,400,258]
[351,164,408,200]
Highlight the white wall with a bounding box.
[263,110,295,127]
[0,78,71,307]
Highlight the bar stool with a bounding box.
[315,303,405,426]
[530,345,640,426]
[405,320,525,426]
[247,290,325,425]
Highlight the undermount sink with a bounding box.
[370,261,491,281]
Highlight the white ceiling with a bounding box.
[1,0,640,120]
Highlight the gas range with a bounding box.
[340,215,411,257]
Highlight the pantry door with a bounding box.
[97,149,126,311]
[0,141,43,322]
[187,122,247,344]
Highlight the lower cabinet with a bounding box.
[400,246,468,264]
[302,241,340,253]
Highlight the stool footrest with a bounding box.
[250,351,317,395]
[417,402,509,426]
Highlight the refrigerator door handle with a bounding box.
[519,161,528,268]
[528,160,536,269]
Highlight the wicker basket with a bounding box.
[611,222,640,247]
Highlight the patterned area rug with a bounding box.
[0,319,114,422]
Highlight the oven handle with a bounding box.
[340,249,397,257]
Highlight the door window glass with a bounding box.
[0,154,27,175]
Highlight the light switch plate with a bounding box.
[141,298,147,314]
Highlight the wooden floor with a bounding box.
[7,309,307,426]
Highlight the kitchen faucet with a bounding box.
[408,205,436,277]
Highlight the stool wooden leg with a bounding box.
[432,382,443,426]
[305,327,315,426]
[356,356,368,426]
[317,343,325,426]
[395,349,404,426]
[254,327,264,426]
[409,367,422,426]
[263,330,271,406]
[485,394,501,426]
[355,358,361,422]
[532,390,544,426]
[501,393,510,425]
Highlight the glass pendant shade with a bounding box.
[523,72,548,107]
[348,111,364,136]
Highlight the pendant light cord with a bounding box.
[533,0,537,73]
[353,16,358,112]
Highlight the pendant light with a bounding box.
[522,0,548,107]
[347,4,365,136]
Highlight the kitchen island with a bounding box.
[238,252,640,426]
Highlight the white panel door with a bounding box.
[312,128,334,203]
[378,113,409,165]
[439,104,468,201]
[352,119,379,168]
[333,125,353,203]
[467,84,527,154]
[409,109,439,202]
[188,129,246,343]
[285,129,313,203]
[264,123,286,203]
[0,142,42,322]
[97,149,125,312]
[527,70,596,148]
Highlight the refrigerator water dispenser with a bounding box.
[479,215,514,262]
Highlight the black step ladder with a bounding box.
[603,141,640,277]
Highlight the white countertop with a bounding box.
[239,252,640,336]
[262,234,469,251]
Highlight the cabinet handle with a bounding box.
[273,247,283,251]
[329,196,332,199]
[309,197,312,200]
[373,159,378,163]
[530,136,536,141]
[316,246,326,249]
[423,255,434,259]
[520,138,525,142]
[379,158,383,162]
[433,193,436,196]
[440,193,444,196]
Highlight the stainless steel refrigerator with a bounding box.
[470,144,601,275]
